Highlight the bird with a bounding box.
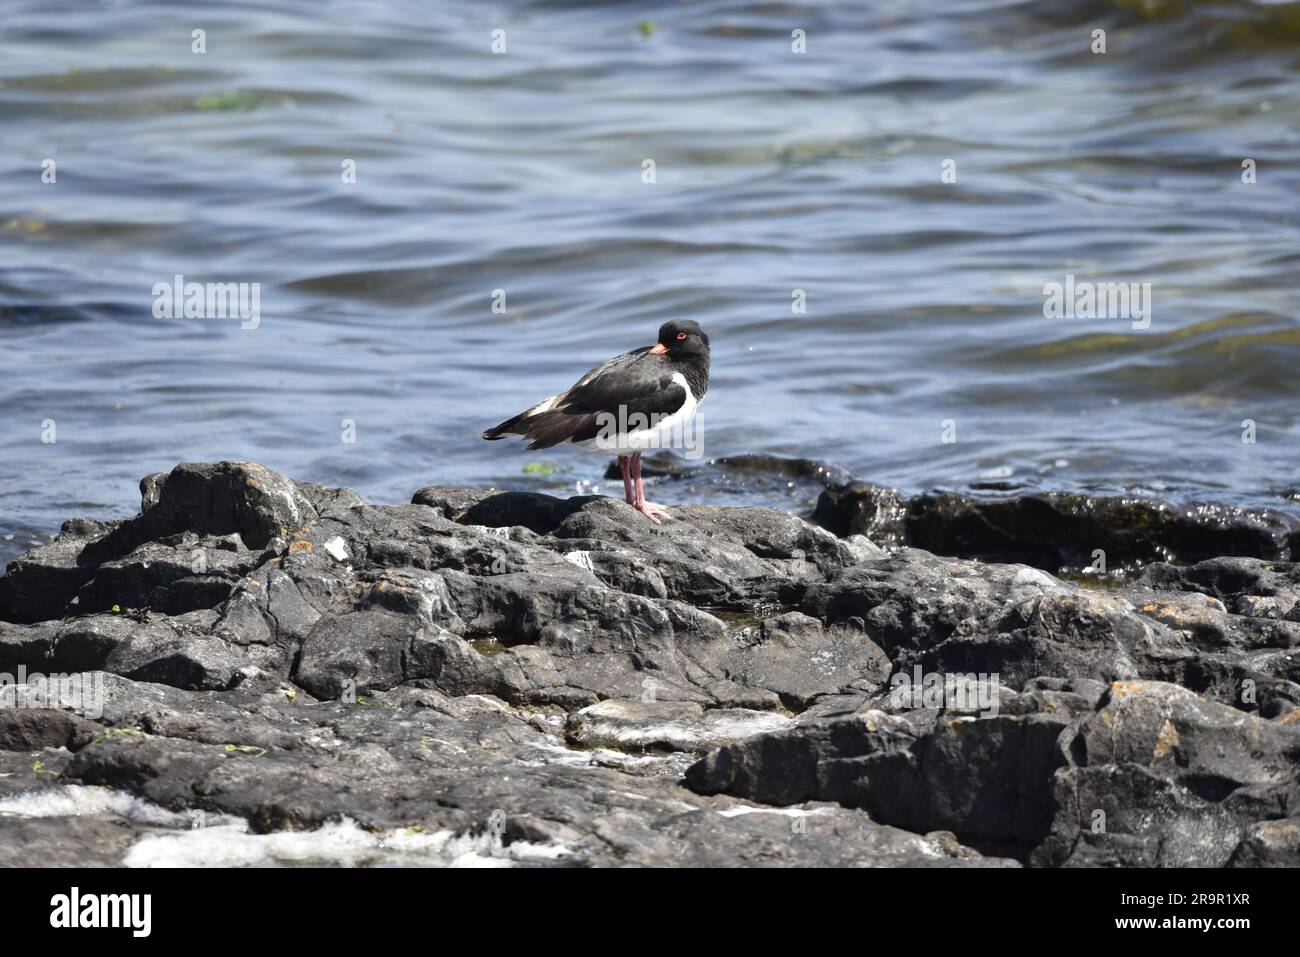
[484,319,710,523]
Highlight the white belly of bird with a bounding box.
[572,373,701,454]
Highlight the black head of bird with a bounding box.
[650,319,710,363]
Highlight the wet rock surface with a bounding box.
[814,482,1300,572]
[0,460,1296,866]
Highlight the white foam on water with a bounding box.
[0,786,571,867]
[0,784,223,827]
[124,818,571,868]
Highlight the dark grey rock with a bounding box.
[1034,680,1300,867]
[814,483,1299,570]
[2,460,1295,867]
[0,518,118,624]
[0,709,100,751]
[295,610,418,699]
[1227,818,1300,867]
[0,816,140,868]
[686,684,1094,858]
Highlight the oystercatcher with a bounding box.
[483,319,710,523]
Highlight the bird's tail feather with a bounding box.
[482,412,526,440]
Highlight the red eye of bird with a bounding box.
[676,332,687,340]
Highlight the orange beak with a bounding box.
[649,342,668,355]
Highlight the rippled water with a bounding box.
[3,0,1299,566]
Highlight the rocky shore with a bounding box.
[1,460,1297,867]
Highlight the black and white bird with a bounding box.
[483,319,710,523]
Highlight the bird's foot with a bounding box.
[633,501,670,524]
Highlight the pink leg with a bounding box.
[618,455,634,505]
[630,452,670,524]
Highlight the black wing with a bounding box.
[485,348,686,449]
